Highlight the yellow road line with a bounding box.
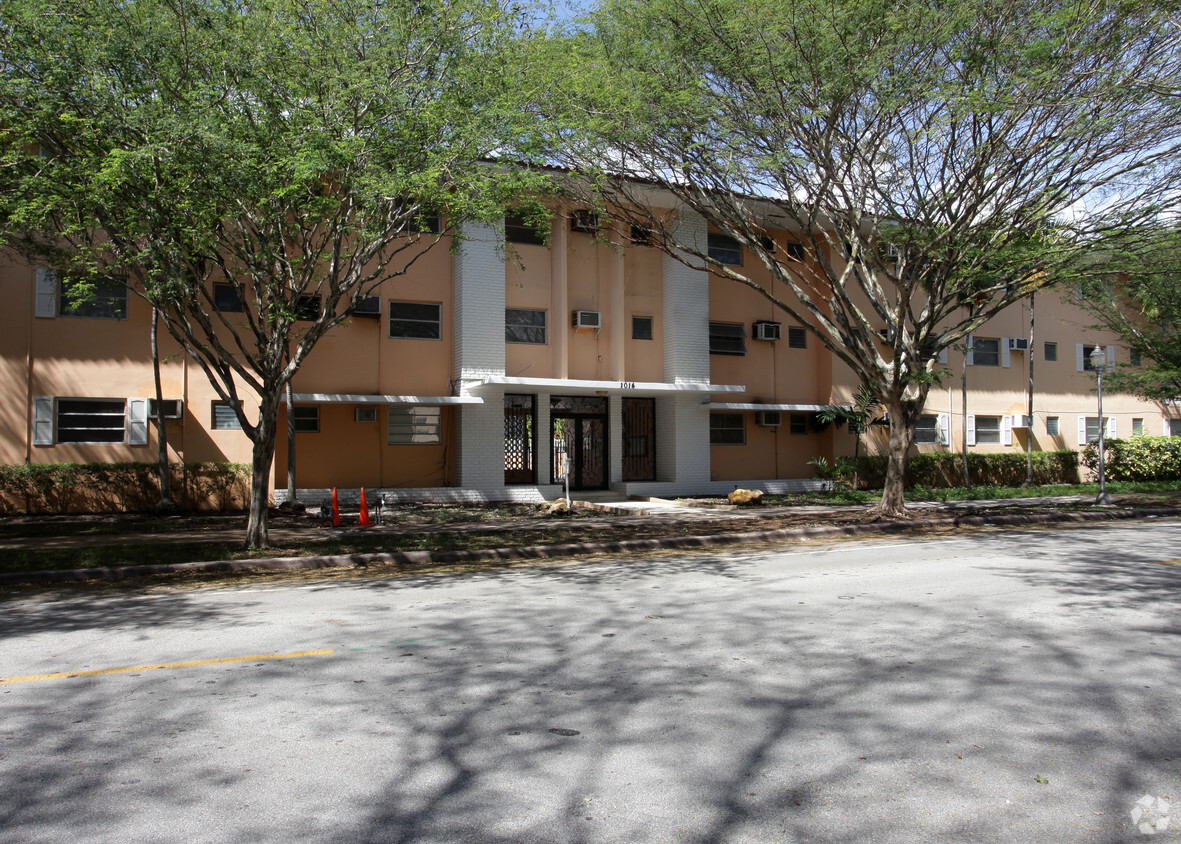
[1152,559,1181,565]
[0,648,334,685]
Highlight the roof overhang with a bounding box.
[475,376,745,395]
[710,403,847,412]
[288,393,483,405]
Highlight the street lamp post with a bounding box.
[1090,345,1112,506]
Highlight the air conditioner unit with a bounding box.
[570,210,600,234]
[755,410,783,427]
[1009,414,1032,428]
[148,399,182,419]
[355,407,378,423]
[354,296,381,318]
[1007,337,1030,351]
[573,310,601,329]
[753,321,781,341]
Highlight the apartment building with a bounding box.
[2,206,1177,507]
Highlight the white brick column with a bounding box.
[660,209,712,488]
[608,393,623,485]
[663,209,709,384]
[453,218,506,492]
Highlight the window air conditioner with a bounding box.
[1009,414,1032,428]
[355,407,378,423]
[354,296,381,318]
[1007,337,1030,351]
[148,399,183,419]
[573,310,601,329]
[753,321,781,341]
[755,410,783,427]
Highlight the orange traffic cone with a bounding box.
[331,487,341,527]
[359,487,370,527]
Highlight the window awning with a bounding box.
[287,393,483,405]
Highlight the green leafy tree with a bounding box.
[0,0,548,546]
[542,0,1181,515]
[1075,228,1181,403]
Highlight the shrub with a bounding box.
[1081,436,1181,482]
[834,450,1080,489]
[0,462,250,514]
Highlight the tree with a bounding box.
[541,0,1181,515]
[0,0,548,546]
[1075,228,1181,402]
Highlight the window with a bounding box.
[1079,344,1114,372]
[292,406,319,433]
[708,322,747,356]
[630,225,656,246]
[1081,416,1116,444]
[212,402,242,431]
[56,399,126,443]
[294,295,320,321]
[506,308,546,344]
[1171,419,1181,437]
[710,413,745,444]
[787,326,807,349]
[632,316,653,340]
[975,415,1002,444]
[1047,416,1060,436]
[60,277,128,320]
[406,212,442,235]
[789,414,807,435]
[1044,342,1057,362]
[970,337,1000,367]
[505,212,547,246]
[915,415,940,444]
[213,284,242,312]
[1131,349,1142,367]
[756,235,776,253]
[784,241,805,262]
[707,233,742,266]
[388,406,441,444]
[389,302,441,339]
[1133,418,1144,436]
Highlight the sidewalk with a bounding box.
[2,495,1178,585]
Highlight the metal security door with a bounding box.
[549,396,608,490]
[622,398,656,481]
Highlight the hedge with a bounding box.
[0,462,251,515]
[1081,436,1181,482]
[837,450,1081,489]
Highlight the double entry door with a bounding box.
[548,395,657,490]
[550,396,607,491]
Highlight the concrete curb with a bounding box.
[3,506,1178,586]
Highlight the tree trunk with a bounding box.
[244,396,279,548]
[961,347,971,487]
[874,396,918,517]
[151,307,176,513]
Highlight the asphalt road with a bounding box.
[2,520,1179,843]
